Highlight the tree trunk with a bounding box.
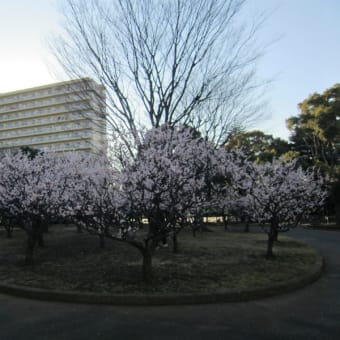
[99,234,105,249]
[37,231,44,247]
[142,249,153,283]
[25,233,37,265]
[138,217,144,230]
[335,202,340,228]
[273,227,279,242]
[6,227,13,238]
[194,215,203,233]
[244,221,249,233]
[43,223,49,233]
[172,233,179,253]
[266,234,275,259]
[192,227,197,237]
[36,221,46,247]
[222,214,228,231]
[266,223,277,259]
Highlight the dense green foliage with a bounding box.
[286,83,340,175]
[225,130,291,163]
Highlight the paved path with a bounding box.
[0,228,339,340]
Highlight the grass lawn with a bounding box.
[0,225,319,294]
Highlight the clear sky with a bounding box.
[0,0,59,92]
[0,0,339,141]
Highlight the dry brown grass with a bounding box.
[0,225,318,294]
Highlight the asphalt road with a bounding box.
[0,228,339,340]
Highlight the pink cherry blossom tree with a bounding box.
[0,151,71,264]
[126,126,216,240]
[65,125,226,281]
[238,157,327,258]
[208,147,248,230]
[0,207,15,238]
[4,129,325,281]
[58,153,123,248]
[125,125,221,279]
[1,134,223,280]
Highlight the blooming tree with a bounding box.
[0,207,15,238]
[3,129,326,281]
[59,153,124,248]
[208,147,248,229]
[238,157,327,258]
[0,151,70,264]
[50,125,223,281]
[119,125,224,279]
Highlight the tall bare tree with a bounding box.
[51,0,265,158]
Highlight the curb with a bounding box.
[0,254,324,306]
[302,226,340,232]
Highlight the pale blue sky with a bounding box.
[249,0,340,139]
[0,0,339,140]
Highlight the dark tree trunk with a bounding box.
[192,227,197,237]
[191,221,199,237]
[43,223,49,233]
[244,221,249,233]
[37,231,44,247]
[273,227,279,242]
[201,215,208,229]
[172,232,179,253]
[222,214,228,231]
[142,249,153,283]
[25,232,37,265]
[266,222,277,259]
[99,234,105,249]
[335,202,340,227]
[137,217,144,230]
[194,215,203,233]
[6,227,13,238]
[36,221,46,247]
[266,233,275,259]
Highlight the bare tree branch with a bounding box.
[50,0,267,160]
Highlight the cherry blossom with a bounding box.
[237,157,327,258]
[0,151,71,263]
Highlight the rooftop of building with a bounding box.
[0,78,104,98]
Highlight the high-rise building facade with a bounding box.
[0,78,107,153]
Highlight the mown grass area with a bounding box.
[0,225,318,294]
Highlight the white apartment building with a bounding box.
[0,78,107,153]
